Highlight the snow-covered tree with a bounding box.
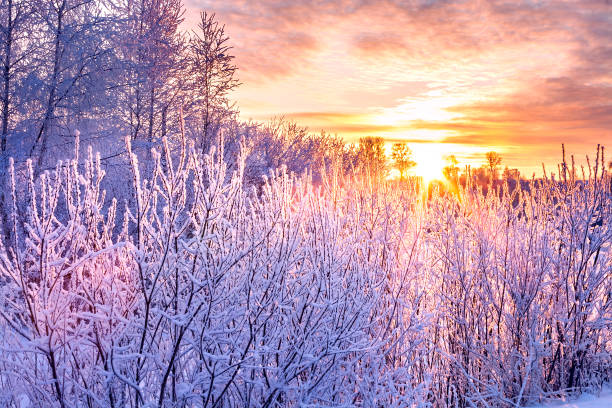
[186,11,239,152]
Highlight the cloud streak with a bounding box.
[185,0,612,173]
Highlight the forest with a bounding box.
[0,0,610,407]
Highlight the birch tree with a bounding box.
[0,0,34,248]
[26,0,117,174]
[187,11,239,152]
[116,0,185,146]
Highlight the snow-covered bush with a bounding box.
[0,136,429,407]
[0,140,609,407]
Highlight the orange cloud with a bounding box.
[185,0,612,174]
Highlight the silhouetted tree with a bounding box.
[502,166,520,180]
[486,151,502,180]
[472,165,489,187]
[443,155,459,182]
[391,142,415,179]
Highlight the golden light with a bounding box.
[372,95,461,125]
[410,145,447,184]
[386,143,449,183]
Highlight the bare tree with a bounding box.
[502,166,520,180]
[390,142,416,179]
[188,11,239,152]
[117,0,185,145]
[357,136,387,179]
[26,0,117,173]
[0,0,33,247]
[486,150,502,180]
[0,0,31,154]
[442,154,459,182]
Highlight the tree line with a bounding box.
[355,136,518,185]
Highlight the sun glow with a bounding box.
[372,95,462,126]
[412,152,446,183]
[409,145,447,184]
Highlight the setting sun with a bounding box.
[412,149,446,183]
[386,142,448,183]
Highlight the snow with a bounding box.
[530,387,612,408]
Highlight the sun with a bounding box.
[385,142,450,183]
[410,146,446,184]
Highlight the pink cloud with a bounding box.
[185,0,612,172]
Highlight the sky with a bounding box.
[184,0,612,177]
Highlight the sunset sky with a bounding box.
[184,0,612,176]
